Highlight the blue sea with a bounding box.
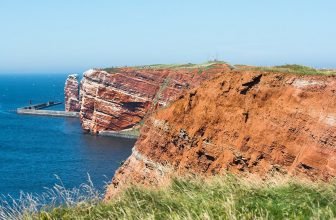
[0,73,135,199]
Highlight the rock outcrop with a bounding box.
[106,70,336,199]
[79,63,232,133]
[64,74,80,112]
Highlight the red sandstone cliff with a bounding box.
[106,70,336,199]
[79,63,232,133]
[64,74,80,112]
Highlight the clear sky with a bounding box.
[1,0,335,73]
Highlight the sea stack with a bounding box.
[64,74,80,112]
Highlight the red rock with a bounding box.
[79,64,232,133]
[105,71,336,199]
[64,74,80,112]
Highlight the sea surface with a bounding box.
[0,73,135,199]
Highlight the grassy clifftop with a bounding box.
[102,61,229,73]
[236,64,336,75]
[19,175,336,219]
[103,62,336,75]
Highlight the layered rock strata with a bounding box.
[64,74,80,112]
[106,71,336,199]
[79,64,232,133]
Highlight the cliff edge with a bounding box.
[78,63,232,133]
[106,70,336,199]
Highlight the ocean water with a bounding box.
[0,73,135,199]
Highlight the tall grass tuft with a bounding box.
[0,174,102,220]
[2,174,336,219]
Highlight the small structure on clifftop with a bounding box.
[64,74,80,112]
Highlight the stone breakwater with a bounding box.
[105,70,336,199]
[17,109,79,117]
[76,64,232,133]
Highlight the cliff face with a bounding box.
[106,71,336,199]
[79,64,232,133]
[64,74,80,112]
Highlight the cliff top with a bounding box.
[102,61,230,73]
[101,61,335,76]
[235,64,336,76]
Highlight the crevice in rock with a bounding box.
[121,101,145,111]
[205,154,215,161]
[240,74,262,95]
[299,163,313,170]
[242,111,249,123]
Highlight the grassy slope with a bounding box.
[236,64,336,75]
[31,175,336,220]
[104,62,336,76]
[132,61,228,69]
[102,61,228,73]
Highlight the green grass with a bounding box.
[238,64,336,75]
[116,127,141,137]
[102,61,228,73]
[102,67,123,73]
[103,63,335,76]
[22,175,336,220]
[133,61,228,69]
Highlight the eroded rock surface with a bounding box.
[106,71,336,199]
[79,64,231,133]
[65,74,80,112]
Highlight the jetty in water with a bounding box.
[17,101,79,118]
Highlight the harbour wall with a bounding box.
[17,109,79,117]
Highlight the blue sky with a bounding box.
[1,0,335,73]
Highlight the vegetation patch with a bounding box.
[3,175,335,219]
[116,127,141,137]
[237,64,336,75]
[102,61,228,71]
[102,67,123,74]
[102,63,335,76]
